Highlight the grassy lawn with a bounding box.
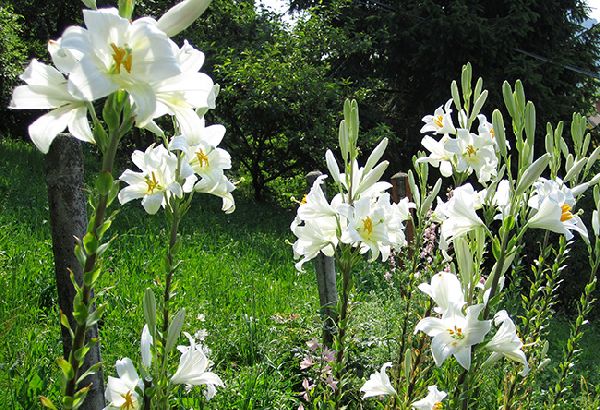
[1,137,600,408]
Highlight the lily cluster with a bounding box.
[291,101,414,270]
[105,327,223,409]
[118,117,235,215]
[10,0,216,154]
[418,99,501,183]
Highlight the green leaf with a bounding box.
[166,308,186,353]
[83,232,98,255]
[72,384,91,410]
[60,311,74,339]
[92,123,107,153]
[74,243,86,268]
[76,362,102,385]
[118,0,134,19]
[40,397,59,410]
[144,288,157,338]
[81,0,96,7]
[95,171,113,196]
[85,304,106,327]
[57,358,74,380]
[403,348,411,381]
[102,94,120,134]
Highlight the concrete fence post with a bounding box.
[46,134,105,409]
[391,171,414,244]
[306,171,338,347]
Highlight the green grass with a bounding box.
[1,137,600,409]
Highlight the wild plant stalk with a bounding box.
[510,237,567,409]
[59,93,132,408]
[546,241,599,408]
[333,245,355,409]
[152,154,188,408]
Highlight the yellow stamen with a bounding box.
[120,390,135,410]
[196,149,210,169]
[433,402,444,410]
[362,216,373,236]
[300,194,307,205]
[466,145,476,157]
[110,43,133,74]
[145,171,161,194]
[490,127,495,138]
[560,204,574,222]
[447,326,465,340]
[433,115,444,128]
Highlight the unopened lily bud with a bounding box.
[158,0,212,37]
[516,153,551,195]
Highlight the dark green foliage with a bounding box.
[0,5,27,134]
[292,0,600,170]
[184,0,345,200]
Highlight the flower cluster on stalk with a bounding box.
[291,123,415,270]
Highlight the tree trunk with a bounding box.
[46,135,105,409]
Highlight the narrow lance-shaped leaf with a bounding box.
[166,308,186,353]
[144,288,157,338]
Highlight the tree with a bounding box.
[184,0,345,200]
[290,0,600,169]
[0,4,26,134]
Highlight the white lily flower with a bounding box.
[360,362,397,399]
[60,8,181,126]
[342,194,391,261]
[297,175,338,220]
[170,121,231,185]
[418,271,465,315]
[291,215,339,271]
[484,310,529,376]
[9,59,93,154]
[192,173,236,214]
[492,179,511,220]
[477,114,510,151]
[592,209,600,238]
[118,144,183,214]
[157,0,212,37]
[170,332,224,398]
[104,358,142,410]
[416,135,455,177]
[411,385,447,410]
[415,302,492,370]
[420,99,456,135]
[444,129,498,183]
[146,40,215,137]
[141,325,153,369]
[437,184,485,243]
[528,178,588,241]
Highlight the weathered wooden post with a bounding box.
[306,171,338,347]
[391,171,414,244]
[46,135,105,409]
